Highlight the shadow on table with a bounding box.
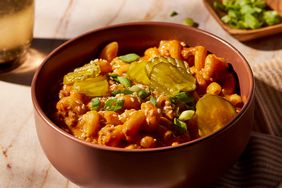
[0,38,67,86]
[243,32,282,51]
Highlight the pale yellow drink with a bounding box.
[0,0,34,64]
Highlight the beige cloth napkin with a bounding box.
[252,58,282,136]
[206,58,282,188]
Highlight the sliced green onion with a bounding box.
[108,73,118,79]
[173,118,187,134]
[150,96,157,106]
[108,73,120,82]
[214,0,281,29]
[170,92,194,104]
[213,0,225,11]
[91,98,100,110]
[129,85,142,92]
[111,89,133,96]
[243,13,261,29]
[117,76,131,87]
[138,90,150,99]
[263,10,281,26]
[183,17,199,27]
[170,11,178,17]
[104,98,124,111]
[178,110,195,121]
[119,53,140,63]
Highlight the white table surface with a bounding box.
[0,0,281,187]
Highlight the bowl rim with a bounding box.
[31,21,255,153]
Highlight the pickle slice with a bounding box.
[145,57,163,75]
[72,76,109,97]
[63,60,101,85]
[127,61,150,85]
[149,63,196,96]
[195,94,236,137]
[146,57,189,77]
[166,57,187,70]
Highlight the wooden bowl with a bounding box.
[31,22,255,188]
[203,0,282,41]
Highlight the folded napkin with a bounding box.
[206,58,282,188]
[252,58,282,137]
[207,132,282,188]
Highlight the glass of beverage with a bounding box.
[0,0,34,70]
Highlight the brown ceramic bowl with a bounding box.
[31,22,255,188]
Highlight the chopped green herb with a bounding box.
[104,98,124,111]
[173,118,187,134]
[263,11,281,26]
[170,11,178,17]
[117,76,131,87]
[119,53,140,63]
[91,98,100,110]
[214,0,281,29]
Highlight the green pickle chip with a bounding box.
[149,62,196,96]
[72,76,109,97]
[127,61,150,85]
[196,94,236,137]
[63,60,101,85]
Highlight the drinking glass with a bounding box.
[0,0,34,69]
